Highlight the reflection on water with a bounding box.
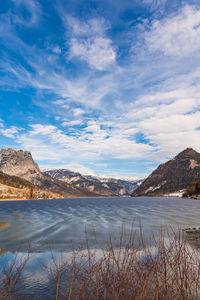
[0,251,60,299]
[0,248,10,256]
[0,196,200,299]
[0,196,200,253]
[0,221,10,230]
[0,197,200,252]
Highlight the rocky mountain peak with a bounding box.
[0,148,34,160]
[0,148,41,181]
[175,148,198,160]
[132,148,200,197]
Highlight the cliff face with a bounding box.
[0,148,42,185]
[132,148,200,196]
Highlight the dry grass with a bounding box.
[1,228,200,299]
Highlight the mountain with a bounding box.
[0,171,61,200]
[0,170,35,189]
[132,148,200,197]
[43,169,142,196]
[0,148,41,184]
[0,148,98,197]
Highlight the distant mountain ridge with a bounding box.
[132,148,200,197]
[43,169,142,196]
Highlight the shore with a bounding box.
[0,198,55,201]
[0,196,66,201]
[0,198,28,201]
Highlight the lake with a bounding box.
[0,196,200,299]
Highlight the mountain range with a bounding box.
[132,148,200,197]
[0,148,142,198]
[1,147,200,199]
[43,169,143,196]
[0,148,95,197]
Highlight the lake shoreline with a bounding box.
[0,195,133,202]
[0,197,64,201]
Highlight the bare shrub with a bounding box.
[48,228,200,300]
[0,252,30,300]
[1,228,200,299]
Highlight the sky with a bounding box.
[0,0,200,178]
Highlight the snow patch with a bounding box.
[144,181,167,193]
[164,190,185,197]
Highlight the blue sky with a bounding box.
[0,0,200,178]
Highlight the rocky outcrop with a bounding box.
[132,148,200,197]
[0,148,42,185]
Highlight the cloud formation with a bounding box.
[67,17,116,70]
[145,5,200,57]
[0,0,200,177]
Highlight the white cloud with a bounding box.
[53,100,69,109]
[124,78,200,160]
[84,120,101,133]
[73,108,84,116]
[66,16,108,37]
[52,46,61,54]
[61,120,83,126]
[0,126,20,138]
[95,163,108,167]
[14,121,154,164]
[30,124,57,136]
[69,37,116,71]
[145,5,200,57]
[148,131,200,161]
[12,0,41,27]
[67,17,116,70]
[47,73,116,108]
[59,162,95,175]
[16,134,68,161]
[0,14,118,110]
[127,89,200,121]
[140,111,200,135]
